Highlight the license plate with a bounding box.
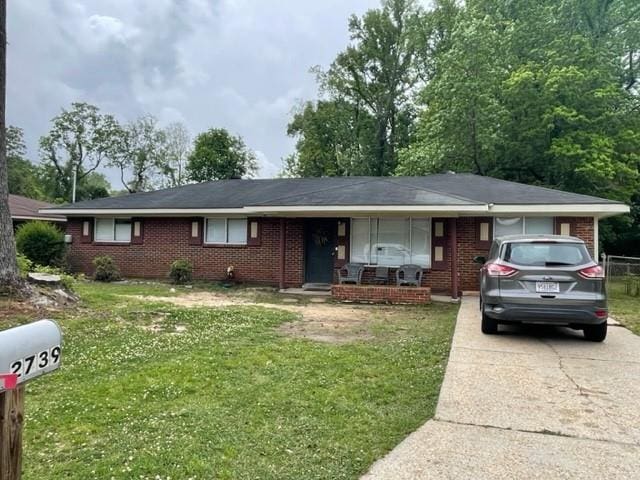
[536,281,560,293]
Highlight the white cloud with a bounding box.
[7,0,380,182]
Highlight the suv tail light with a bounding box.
[486,263,518,277]
[578,265,604,279]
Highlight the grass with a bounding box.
[0,281,457,480]
[608,279,640,335]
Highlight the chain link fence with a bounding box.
[604,255,640,296]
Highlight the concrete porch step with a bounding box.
[301,283,332,292]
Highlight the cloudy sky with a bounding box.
[7,0,379,183]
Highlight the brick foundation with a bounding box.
[331,284,431,304]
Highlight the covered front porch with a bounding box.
[274,216,460,304]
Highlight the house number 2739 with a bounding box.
[9,345,61,378]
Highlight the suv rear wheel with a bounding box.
[583,322,607,342]
[481,301,498,334]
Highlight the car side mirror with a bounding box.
[473,255,486,264]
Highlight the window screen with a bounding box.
[495,217,524,237]
[95,218,131,242]
[525,217,554,235]
[205,218,247,244]
[227,219,247,244]
[95,219,114,242]
[495,217,554,237]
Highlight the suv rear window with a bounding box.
[502,242,591,266]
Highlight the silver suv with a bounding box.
[476,235,607,342]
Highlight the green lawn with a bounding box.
[608,280,640,335]
[3,281,457,480]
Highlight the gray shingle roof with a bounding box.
[9,194,66,221]
[46,173,623,211]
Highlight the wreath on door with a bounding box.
[312,228,329,246]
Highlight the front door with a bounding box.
[305,219,337,284]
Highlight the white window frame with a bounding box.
[493,216,555,238]
[204,217,248,245]
[93,217,132,243]
[349,217,432,268]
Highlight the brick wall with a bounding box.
[66,217,304,287]
[331,284,431,304]
[556,217,595,254]
[455,217,595,293]
[457,217,488,292]
[66,215,595,292]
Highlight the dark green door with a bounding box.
[305,220,337,284]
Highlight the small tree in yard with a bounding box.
[15,221,66,267]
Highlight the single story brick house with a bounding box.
[43,174,628,301]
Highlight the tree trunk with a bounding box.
[0,0,24,294]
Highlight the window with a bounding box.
[494,217,554,238]
[94,218,131,243]
[350,218,431,267]
[205,218,247,244]
[503,242,590,267]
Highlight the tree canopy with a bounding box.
[187,128,258,182]
[287,0,640,254]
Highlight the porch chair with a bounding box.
[373,266,389,284]
[338,263,365,285]
[396,264,423,287]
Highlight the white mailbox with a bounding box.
[0,320,62,392]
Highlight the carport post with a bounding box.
[449,218,458,300]
[279,218,286,290]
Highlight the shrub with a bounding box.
[93,256,121,282]
[15,221,65,266]
[169,259,193,284]
[16,253,33,277]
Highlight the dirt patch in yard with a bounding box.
[125,292,240,308]
[276,304,376,344]
[122,291,379,343]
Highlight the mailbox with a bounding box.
[0,319,62,392]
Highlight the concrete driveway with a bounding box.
[363,297,640,479]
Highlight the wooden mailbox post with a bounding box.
[0,320,62,480]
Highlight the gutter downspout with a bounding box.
[449,218,458,300]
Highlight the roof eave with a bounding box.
[41,202,629,218]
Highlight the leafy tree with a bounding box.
[397,0,640,255]
[6,126,45,199]
[284,100,377,177]
[109,115,168,193]
[187,128,258,182]
[397,5,508,176]
[39,164,111,203]
[319,0,424,175]
[161,122,191,187]
[39,102,123,202]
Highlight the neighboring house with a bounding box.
[9,194,66,230]
[42,174,628,300]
